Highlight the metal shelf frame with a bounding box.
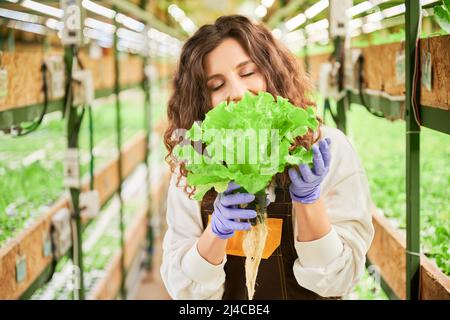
[0,0,162,300]
[319,1,448,300]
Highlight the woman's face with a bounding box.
[204,37,267,107]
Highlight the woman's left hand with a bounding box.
[288,138,331,204]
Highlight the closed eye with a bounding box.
[211,72,254,91]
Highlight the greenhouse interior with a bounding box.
[0,0,448,303]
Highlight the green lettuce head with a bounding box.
[173,91,319,200]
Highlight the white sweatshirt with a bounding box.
[160,125,375,299]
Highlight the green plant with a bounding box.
[349,268,389,300]
[434,0,450,33]
[174,91,319,200]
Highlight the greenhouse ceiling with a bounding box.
[1,1,429,32]
[0,1,442,53]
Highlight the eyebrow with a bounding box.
[206,60,253,81]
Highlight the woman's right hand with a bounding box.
[211,182,257,239]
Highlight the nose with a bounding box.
[227,76,248,103]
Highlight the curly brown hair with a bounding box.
[164,14,322,199]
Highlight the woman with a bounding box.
[161,14,374,300]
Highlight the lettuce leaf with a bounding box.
[434,1,450,34]
[173,91,319,200]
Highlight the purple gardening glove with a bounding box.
[288,138,332,204]
[211,182,257,239]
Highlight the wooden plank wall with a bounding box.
[302,34,450,110]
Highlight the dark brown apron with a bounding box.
[200,186,340,300]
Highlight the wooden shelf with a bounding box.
[361,35,450,111]
[0,46,175,130]
[368,206,450,300]
[88,165,171,300]
[87,202,148,300]
[0,50,143,113]
[0,130,147,299]
[303,34,450,114]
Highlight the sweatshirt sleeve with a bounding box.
[160,174,226,299]
[292,127,375,297]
